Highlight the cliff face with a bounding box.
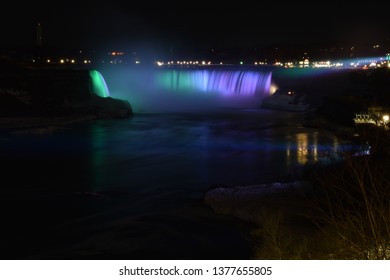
[0,58,132,119]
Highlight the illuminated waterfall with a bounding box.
[155,69,272,97]
[89,70,110,98]
[102,67,273,112]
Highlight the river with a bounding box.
[0,108,346,259]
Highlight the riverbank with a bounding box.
[204,180,322,259]
[0,115,97,132]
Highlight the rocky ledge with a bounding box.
[261,89,311,112]
[204,181,313,224]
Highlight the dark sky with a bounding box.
[1,2,389,52]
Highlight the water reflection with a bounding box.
[313,132,318,162]
[0,109,361,259]
[297,133,309,165]
[90,123,109,191]
[85,111,349,193]
[285,131,341,167]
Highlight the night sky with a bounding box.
[1,2,390,51]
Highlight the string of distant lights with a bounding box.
[32,49,390,70]
[155,55,390,69]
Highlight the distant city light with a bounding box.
[38,49,383,70]
[147,55,386,69]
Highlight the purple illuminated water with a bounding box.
[155,69,272,96]
[101,66,272,113]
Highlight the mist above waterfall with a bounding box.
[100,66,272,113]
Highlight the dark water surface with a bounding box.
[0,109,343,259]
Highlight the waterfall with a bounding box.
[101,67,273,112]
[155,69,271,97]
[90,70,110,98]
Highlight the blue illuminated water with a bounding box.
[0,109,352,260]
[100,66,272,113]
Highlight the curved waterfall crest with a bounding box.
[155,69,272,97]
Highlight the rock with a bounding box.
[261,89,310,112]
[204,181,311,223]
[87,95,133,119]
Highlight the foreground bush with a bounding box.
[251,126,390,259]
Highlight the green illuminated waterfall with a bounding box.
[90,70,110,98]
